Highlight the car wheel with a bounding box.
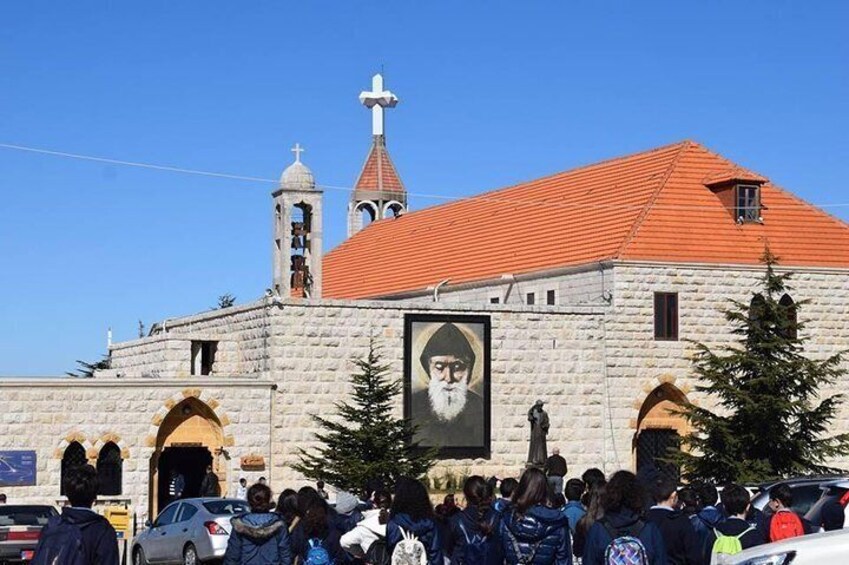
[133,546,148,565]
[183,543,199,565]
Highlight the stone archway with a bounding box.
[149,397,227,517]
[633,383,689,479]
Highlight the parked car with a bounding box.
[728,527,849,564]
[749,476,847,517]
[804,479,849,530]
[133,498,249,565]
[0,505,58,564]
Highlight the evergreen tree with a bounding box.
[677,250,849,483]
[66,355,111,378]
[292,340,436,495]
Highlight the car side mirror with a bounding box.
[145,520,153,528]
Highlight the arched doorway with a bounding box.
[149,398,226,517]
[634,383,688,480]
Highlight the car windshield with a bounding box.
[0,505,57,527]
[203,500,250,515]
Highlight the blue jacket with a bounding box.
[583,509,667,565]
[499,505,572,565]
[386,513,444,564]
[223,512,293,565]
[690,506,724,560]
[561,502,586,535]
[447,505,503,565]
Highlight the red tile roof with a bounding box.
[354,136,405,194]
[325,141,849,299]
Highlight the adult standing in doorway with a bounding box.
[200,465,221,497]
[545,448,568,496]
[168,468,185,503]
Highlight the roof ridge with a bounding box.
[371,139,693,220]
[614,141,693,258]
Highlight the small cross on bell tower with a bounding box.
[272,143,323,299]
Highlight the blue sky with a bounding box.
[1,2,847,375]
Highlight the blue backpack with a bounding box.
[458,521,494,563]
[31,515,87,565]
[305,537,331,565]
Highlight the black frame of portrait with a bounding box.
[403,313,491,459]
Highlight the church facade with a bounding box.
[2,76,849,523]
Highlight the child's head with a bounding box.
[565,478,585,502]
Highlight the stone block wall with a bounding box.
[399,265,614,307]
[110,299,608,487]
[0,381,272,523]
[605,261,849,472]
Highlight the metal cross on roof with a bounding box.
[359,73,398,137]
[291,143,304,163]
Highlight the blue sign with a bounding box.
[0,451,37,487]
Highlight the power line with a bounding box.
[2,141,848,212]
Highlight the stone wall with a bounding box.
[110,299,607,486]
[604,261,849,471]
[0,380,272,523]
[398,265,613,307]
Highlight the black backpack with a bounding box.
[364,536,391,565]
[31,515,87,565]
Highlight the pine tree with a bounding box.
[292,340,436,495]
[677,250,849,483]
[66,355,111,378]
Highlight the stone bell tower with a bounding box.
[348,73,407,237]
[272,143,323,298]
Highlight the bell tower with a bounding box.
[348,73,407,237]
[272,143,323,298]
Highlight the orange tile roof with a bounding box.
[325,141,849,299]
[354,136,405,194]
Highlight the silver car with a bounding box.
[132,498,249,565]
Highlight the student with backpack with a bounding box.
[223,483,293,565]
[582,470,667,565]
[762,483,806,543]
[705,484,762,564]
[689,483,723,561]
[447,475,503,564]
[290,496,345,564]
[340,489,392,561]
[498,467,572,564]
[645,476,701,565]
[32,464,119,565]
[385,477,444,564]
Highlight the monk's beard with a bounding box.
[428,378,468,421]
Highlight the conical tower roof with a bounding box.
[353,135,405,199]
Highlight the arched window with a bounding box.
[779,294,798,340]
[60,441,87,495]
[97,442,123,496]
[749,293,766,324]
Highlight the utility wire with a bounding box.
[2,142,848,212]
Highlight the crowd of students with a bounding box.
[27,463,845,564]
[219,464,846,565]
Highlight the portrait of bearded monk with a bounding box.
[411,322,485,447]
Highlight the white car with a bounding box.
[133,498,250,564]
[727,528,849,564]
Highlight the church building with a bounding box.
[2,75,849,523]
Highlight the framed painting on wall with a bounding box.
[404,314,491,458]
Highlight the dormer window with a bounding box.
[703,167,768,224]
[736,184,761,222]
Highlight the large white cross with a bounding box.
[359,73,398,137]
[291,142,304,163]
